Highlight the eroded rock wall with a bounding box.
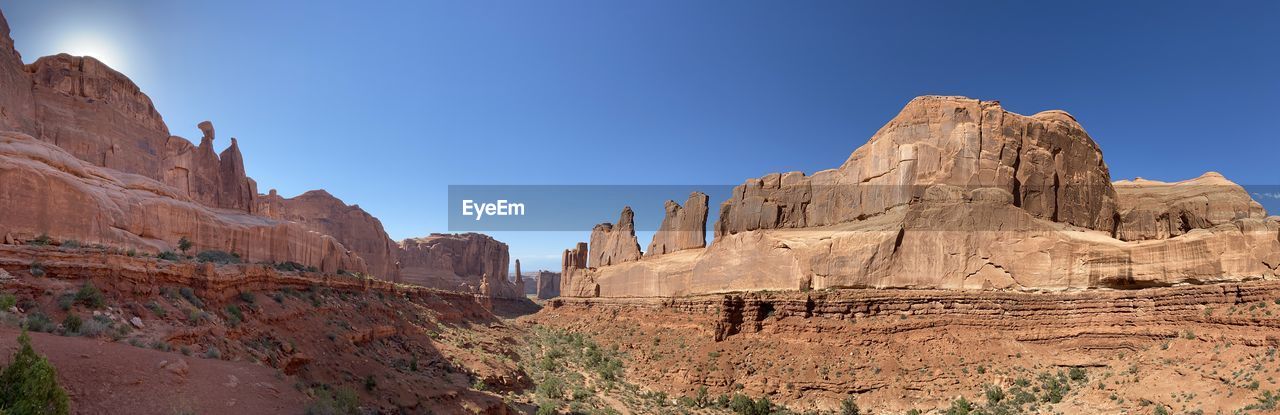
[255,189,400,280]
[645,192,708,258]
[588,207,642,268]
[398,233,521,299]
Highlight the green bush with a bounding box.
[59,240,80,249]
[239,292,256,304]
[0,331,70,414]
[305,386,358,415]
[841,396,860,415]
[157,251,181,261]
[61,315,81,335]
[23,313,54,333]
[28,263,45,278]
[146,301,167,318]
[177,237,193,254]
[274,261,308,272]
[75,284,105,309]
[728,394,771,415]
[196,250,241,264]
[0,294,16,311]
[26,234,53,246]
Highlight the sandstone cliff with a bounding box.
[256,189,400,280]
[564,96,1280,297]
[0,131,367,272]
[398,233,521,299]
[645,192,709,258]
[535,270,561,299]
[588,207,642,268]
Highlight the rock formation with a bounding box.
[397,233,521,299]
[565,96,1280,297]
[0,10,504,281]
[645,192,708,258]
[588,207,642,268]
[1113,172,1267,241]
[255,189,400,280]
[514,259,525,297]
[0,131,367,273]
[536,271,561,299]
[560,242,594,297]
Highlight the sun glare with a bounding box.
[56,33,127,71]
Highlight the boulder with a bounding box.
[645,192,709,258]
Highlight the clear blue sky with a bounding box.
[4,1,1277,272]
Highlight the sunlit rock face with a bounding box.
[563,97,1280,297]
[256,189,400,281]
[398,233,522,299]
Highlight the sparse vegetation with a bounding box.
[0,331,70,414]
[197,250,241,264]
[26,234,53,246]
[157,251,181,261]
[177,236,193,254]
[75,283,105,308]
[305,386,358,415]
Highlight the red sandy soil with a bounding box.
[0,327,308,414]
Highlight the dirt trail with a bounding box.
[0,328,309,415]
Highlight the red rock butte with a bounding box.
[561,96,1279,297]
[0,9,521,299]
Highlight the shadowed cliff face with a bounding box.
[256,189,401,281]
[398,233,523,299]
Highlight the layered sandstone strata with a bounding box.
[563,96,1280,297]
[397,233,522,299]
[256,189,400,280]
[645,192,709,258]
[0,131,367,273]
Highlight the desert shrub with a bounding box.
[204,346,221,359]
[75,284,104,309]
[196,250,241,264]
[225,305,243,322]
[535,375,565,400]
[0,293,16,311]
[840,396,860,415]
[274,261,308,272]
[1246,390,1280,411]
[125,248,137,257]
[145,301,166,317]
[77,318,109,338]
[363,374,376,391]
[0,331,70,414]
[59,240,80,249]
[305,386,359,415]
[28,262,45,278]
[272,292,285,303]
[61,315,81,335]
[26,234,53,246]
[157,251,180,261]
[179,287,205,309]
[55,294,74,311]
[239,292,256,304]
[177,237,193,254]
[187,309,209,324]
[23,313,53,333]
[150,341,172,352]
[946,397,974,415]
[728,394,771,415]
[1069,366,1087,382]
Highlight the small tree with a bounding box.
[841,396,861,415]
[0,331,70,414]
[177,237,193,254]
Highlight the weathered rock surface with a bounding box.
[397,233,521,299]
[645,192,709,258]
[536,270,561,299]
[1114,172,1267,241]
[514,259,525,297]
[0,9,35,134]
[567,96,1280,297]
[716,96,1117,236]
[588,207,642,268]
[0,131,367,273]
[255,189,399,280]
[560,242,593,297]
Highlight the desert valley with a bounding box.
[0,4,1279,415]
